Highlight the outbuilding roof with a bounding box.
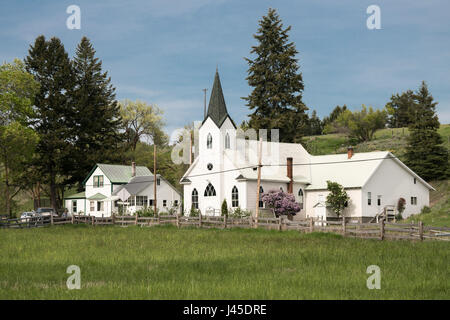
[82,163,152,185]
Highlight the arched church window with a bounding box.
[298,189,304,209]
[204,183,216,197]
[192,189,198,209]
[207,133,212,149]
[225,133,230,149]
[231,186,239,207]
[259,186,264,208]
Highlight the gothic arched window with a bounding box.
[298,189,304,209]
[259,186,264,208]
[207,133,212,149]
[231,186,239,207]
[225,133,230,149]
[204,183,216,197]
[192,189,198,209]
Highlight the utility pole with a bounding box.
[202,88,208,119]
[154,144,157,216]
[255,137,263,227]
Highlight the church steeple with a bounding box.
[203,69,235,128]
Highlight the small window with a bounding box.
[157,178,160,185]
[93,175,104,188]
[204,183,216,197]
[128,196,135,206]
[298,189,304,209]
[377,195,381,206]
[225,133,230,149]
[72,200,77,213]
[232,186,239,207]
[192,189,199,209]
[149,199,154,206]
[90,201,95,212]
[163,200,167,207]
[97,201,104,211]
[136,196,147,207]
[368,192,372,206]
[414,178,417,184]
[411,197,417,205]
[259,186,264,208]
[207,133,212,149]
[174,200,179,207]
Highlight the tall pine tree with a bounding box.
[69,37,125,189]
[25,36,75,211]
[243,8,308,143]
[385,90,416,128]
[405,81,448,181]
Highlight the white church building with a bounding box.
[180,70,434,222]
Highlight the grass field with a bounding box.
[1,225,449,300]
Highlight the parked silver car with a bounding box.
[36,207,58,217]
[20,211,36,222]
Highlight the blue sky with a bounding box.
[1,0,449,139]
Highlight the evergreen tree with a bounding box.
[307,110,323,135]
[405,81,448,181]
[385,90,416,128]
[243,8,308,143]
[25,35,75,211]
[69,37,125,188]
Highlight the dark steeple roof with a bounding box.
[203,70,236,128]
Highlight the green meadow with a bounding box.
[0,225,448,299]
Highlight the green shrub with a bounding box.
[421,206,432,214]
[230,207,251,218]
[221,199,228,217]
[189,206,200,217]
[136,207,157,217]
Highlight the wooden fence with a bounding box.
[1,214,449,242]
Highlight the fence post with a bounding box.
[112,213,115,225]
[342,217,346,236]
[135,213,138,225]
[92,215,95,226]
[50,213,54,226]
[224,215,227,229]
[419,221,424,241]
[199,213,202,228]
[249,215,253,228]
[309,217,314,233]
[71,213,74,224]
[176,214,180,228]
[380,218,385,240]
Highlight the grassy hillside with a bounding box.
[0,225,449,299]
[303,124,450,161]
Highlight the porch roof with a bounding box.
[87,193,107,200]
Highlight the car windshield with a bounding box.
[38,208,53,213]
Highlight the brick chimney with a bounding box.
[347,146,354,159]
[131,161,136,177]
[287,157,293,193]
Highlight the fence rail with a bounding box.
[1,214,449,242]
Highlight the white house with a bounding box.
[180,70,434,222]
[64,163,181,217]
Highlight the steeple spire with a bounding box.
[204,69,233,127]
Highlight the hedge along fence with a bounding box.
[1,214,449,242]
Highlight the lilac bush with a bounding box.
[261,190,301,217]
